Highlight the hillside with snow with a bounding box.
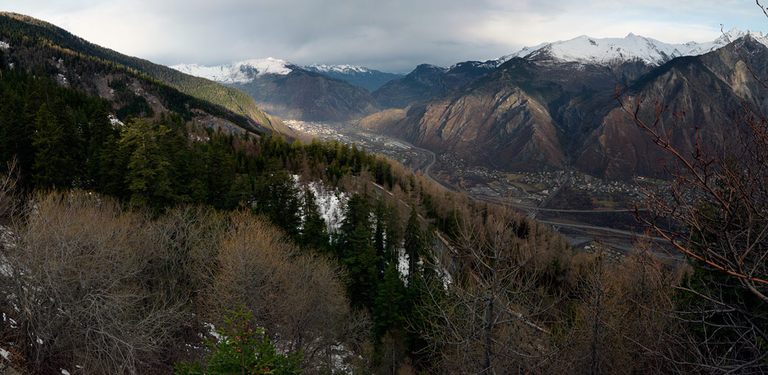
[172,59,402,92]
[500,29,768,66]
[305,64,371,74]
[171,57,293,84]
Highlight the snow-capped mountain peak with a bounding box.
[305,64,371,74]
[499,30,768,66]
[171,57,293,84]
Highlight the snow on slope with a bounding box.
[171,57,293,84]
[306,181,348,234]
[171,58,381,84]
[305,64,371,74]
[500,29,768,66]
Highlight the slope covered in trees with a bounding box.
[0,12,766,375]
[0,12,291,135]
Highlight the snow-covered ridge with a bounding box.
[171,57,293,84]
[171,58,381,83]
[305,64,371,74]
[499,29,768,66]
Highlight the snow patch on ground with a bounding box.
[0,347,9,360]
[292,176,348,234]
[203,322,224,342]
[310,183,347,234]
[0,41,9,50]
[397,248,409,282]
[108,114,124,127]
[61,369,70,375]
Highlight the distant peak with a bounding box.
[305,64,371,74]
[498,30,768,67]
[171,57,293,83]
[415,63,446,70]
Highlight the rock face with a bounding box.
[398,80,565,171]
[576,37,768,178]
[368,36,768,179]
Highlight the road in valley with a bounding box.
[289,120,669,256]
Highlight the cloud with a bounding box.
[0,0,764,72]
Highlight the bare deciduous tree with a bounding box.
[205,211,358,374]
[2,191,183,374]
[418,208,556,374]
[617,45,768,371]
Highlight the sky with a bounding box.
[0,0,766,72]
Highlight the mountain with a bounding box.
[372,61,497,109]
[303,64,403,91]
[0,12,289,135]
[366,34,768,179]
[173,59,380,122]
[499,29,768,66]
[172,58,294,84]
[575,35,768,178]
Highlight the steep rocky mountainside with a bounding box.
[368,35,768,179]
[0,12,290,135]
[576,36,768,178]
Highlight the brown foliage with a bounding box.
[205,211,356,373]
[3,192,184,374]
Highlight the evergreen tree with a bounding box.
[373,198,388,275]
[204,138,236,208]
[32,103,76,188]
[253,171,301,239]
[338,194,379,308]
[300,186,329,251]
[404,206,424,283]
[373,264,408,338]
[120,118,174,207]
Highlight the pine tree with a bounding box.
[120,118,174,207]
[301,186,329,251]
[373,198,388,275]
[404,206,424,283]
[253,171,301,239]
[32,103,76,188]
[373,264,408,338]
[338,194,379,308]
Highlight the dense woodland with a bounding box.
[0,18,766,375]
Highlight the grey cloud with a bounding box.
[0,0,764,73]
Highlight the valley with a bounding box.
[1,6,766,373]
[286,119,672,258]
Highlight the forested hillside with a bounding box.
[0,12,291,135]
[0,12,765,375]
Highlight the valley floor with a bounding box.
[286,119,679,261]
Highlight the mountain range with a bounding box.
[172,59,401,122]
[5,10,766,181]
[359,30,768,179]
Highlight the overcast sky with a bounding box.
[1,0,766,72]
